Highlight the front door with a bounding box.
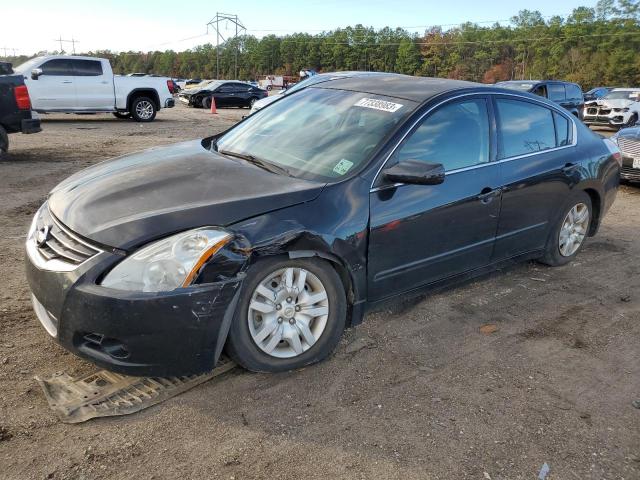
[27,58,76,110]
[368,97,501,301]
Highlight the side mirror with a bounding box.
[31,68,43,80]
[383,160,445,186]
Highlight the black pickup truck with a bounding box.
[0,61,41,156]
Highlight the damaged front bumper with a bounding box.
[583,106,633,127]
[25,243,243,377]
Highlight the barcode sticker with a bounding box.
[354,98,403,113]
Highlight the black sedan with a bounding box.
[25,74,620,376]
[178,80,268,109]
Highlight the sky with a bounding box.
[1,0,598,56]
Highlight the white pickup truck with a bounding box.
[13,55,175,122]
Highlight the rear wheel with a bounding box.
[0,125,8,158]
[130,97,156,122]
[226,257,347,372]
[112,112,131,119]
[540,191,592,266]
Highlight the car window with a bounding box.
[72,60,103,76]
[40,59,74,76]
[496,99,556,158]
[565,84,582,101]
[233,83,250,92]
[391,98,490,171]
[532,85,547,98]
[553,112,571,147]
[548,84,566,102]
[218,85,234,93]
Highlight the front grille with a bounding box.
[36,217,99,265]
[621,166,640,181]
[28,205,102,271]
[618,137,640,158]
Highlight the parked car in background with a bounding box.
[495,80,584,118]
[25,74,620,376]
[584,86,614,102]
[250,71,377,114]
[178,80,267,109]
[176,78,203,90]
[583,88,640,129]
[14,55,175,122]
[611,123,640,181]
[0,67,41,156]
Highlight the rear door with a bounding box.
[368,96,501,300]
[231,83,252,106]
[28,58,76,110]
[72,59,113,110]
[493,96,576,259]
[548,83,568,108]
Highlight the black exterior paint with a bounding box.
[179,82,268,108]
[25,76,620,376]
[0,74,41,135]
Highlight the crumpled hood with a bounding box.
[48,140,325,249]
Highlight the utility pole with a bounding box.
[53,36,79,54]
[1,47,18,58]
[206,13,246,79]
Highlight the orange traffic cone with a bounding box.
[210,96,217,114]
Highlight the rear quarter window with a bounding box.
[496,99,557,158]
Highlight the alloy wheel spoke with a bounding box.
[299,290,327,307]
[295,269,307,293]
[296,319,316,346]
[288,331,304,355]
[255,284,276,302]
[254,319,278,343]
[263,326,283,353]
[249,300,275,314]
[301,305,328,317]
[283,268,294,289]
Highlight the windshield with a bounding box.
[496,82,536,91]
[13,57,42,74]
[216,87,415,181]
[604,90,640,100]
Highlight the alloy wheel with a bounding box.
[135,100,154,120]
[558,202,589,257]
[247,267,329,358]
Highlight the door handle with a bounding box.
[562,163,579,174]
[100,81,109,84]
[477,187,501,204]
[62,81,72,84]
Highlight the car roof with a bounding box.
[309,72,479,102]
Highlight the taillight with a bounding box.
[14,85,31,110]
[166,79,175,94]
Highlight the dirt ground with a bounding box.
[0,104,639,480]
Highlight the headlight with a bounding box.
[623,108,630,112]
[101,228,232,292]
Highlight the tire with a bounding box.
[201,96,212,109]
[130,96,157,122]
[226,257,347,373]
[0,125,8,158]
[112,112,131,119]
[540,190,592,266]
[266,85,272,91]
[249,97,258,108]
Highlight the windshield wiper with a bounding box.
[218,150,294,177]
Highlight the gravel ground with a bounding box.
[0,104,638,480]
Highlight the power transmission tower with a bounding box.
[206,13,246,79]
[54,36,79,54]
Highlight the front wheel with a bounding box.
[201,96,212,109]
[130,97,157,122]
[0,125,8,158]
[540,191,592,266]
[226,257,347,372]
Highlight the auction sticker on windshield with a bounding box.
[354,98,403,113]
[333,159,354,175]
